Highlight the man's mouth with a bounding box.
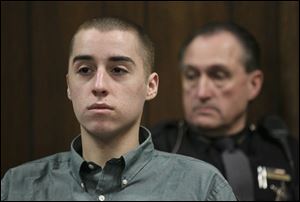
[87,103,114,111]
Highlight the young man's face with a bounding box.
[67,29,158,139]
[181,31,262,135]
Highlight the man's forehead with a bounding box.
[184,32,245,62]
[74,28,138,47]
[188,31,245,54]
[70,28,141,60]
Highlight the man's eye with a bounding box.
[111,67,128,75]
[184,69,199,80]
[78,67,93,75]
[210,71,229,80]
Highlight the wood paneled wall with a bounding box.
[1,1,298,176]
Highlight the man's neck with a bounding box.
[199,126,245,137]
[191,117,247,138]
[80,124,140,167]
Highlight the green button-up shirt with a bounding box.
[1,127,236,201]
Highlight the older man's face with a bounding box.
[182,31,262,135]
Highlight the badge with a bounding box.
[257,166,291,200]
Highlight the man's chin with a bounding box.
[191,117,220,129]
[82,123,116,137]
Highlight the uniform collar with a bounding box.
[186,121,250,147]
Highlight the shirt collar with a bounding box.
[122,126,154,183]
[70,135,85,184]
[70,126,154,184]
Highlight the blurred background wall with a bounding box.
[1,1,298,176]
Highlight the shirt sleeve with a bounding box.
[205,174,237,201]
[1,169,11,201]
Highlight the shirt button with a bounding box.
[122,179,128,186]
[88,163,95,170]
[98,195,105,201]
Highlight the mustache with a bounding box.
[192,105,220,113]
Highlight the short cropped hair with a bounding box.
[179,22,261,72]
[69,17,154,76]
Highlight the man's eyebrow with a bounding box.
[209,64,230,71]
[108,56,136,66]
[181,64,198,70]
[72,55,94,64]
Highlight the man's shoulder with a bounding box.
[251,126,299,153]
[4,151,71,178]
[153,149,222,175]
[152,149,235,200]
[1,152,72,201]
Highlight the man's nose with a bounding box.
[92,69,109,97]
[196,76,212,100]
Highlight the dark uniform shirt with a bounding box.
[1,126,236,201]
[151,120,299,201]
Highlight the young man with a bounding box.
[1,17,236,201]
[152,22,299,201]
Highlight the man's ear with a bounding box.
[146,72,159,101]
[67,88,71,100]
[248,70,263,101]
[66,74,71,100]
